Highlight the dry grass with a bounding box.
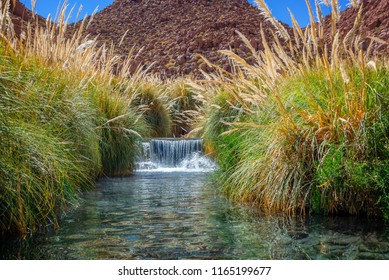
[194,0,389,216]
[0,0,156,235]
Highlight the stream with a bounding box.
[0,139,388,259]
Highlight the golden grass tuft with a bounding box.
[194,0,389,217]
[0,0,157,235]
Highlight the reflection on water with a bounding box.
[1,172,388,260]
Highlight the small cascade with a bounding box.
[150,139,202,167]
[136,138,216,172]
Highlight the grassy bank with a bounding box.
[0,0,198,236]
[195,0,389,217]
[0,42,154,235]
[0,1,162,236]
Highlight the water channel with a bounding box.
[0,139,388,259]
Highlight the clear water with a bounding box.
[0,172,388,260]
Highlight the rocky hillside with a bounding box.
[325,0,389,54]
[80,0,285,77]
[79,0,389,76]
[8,0,46,36]
[8,0,389,77]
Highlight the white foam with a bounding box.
[136,145,217,173]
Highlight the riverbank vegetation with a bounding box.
[0,0,388,237]
[0,0,168,235]
[195,0,389,218]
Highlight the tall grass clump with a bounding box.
[0,50,98,235]
[165,78,203,137]
[196,0,389,217]
[0,0,152,236]
[92,81,150,176]
[130,81,172,138]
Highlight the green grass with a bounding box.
[0,44,150,236]
[130,82,172,138]
[165,79,202,137]
[0,0,174,236]
[194,0,389,218]
[198,60,389,217]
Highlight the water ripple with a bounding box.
[1,172,388,260]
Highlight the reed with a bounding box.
[0,51,98,235]
[195,0,389,217]
[165,78,202,137]
[130,81,172,138]
[0,0,152,235]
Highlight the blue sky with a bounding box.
[20,0,350,26]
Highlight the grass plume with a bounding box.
[195,0,389,217]
[0,0,155,235]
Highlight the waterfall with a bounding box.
[136,138,215,172]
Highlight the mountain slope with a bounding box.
[82,0,285,77]
[8,0,389,77]
[82,0,389,76]
[8,0,46,36]
[324,0,389,54]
